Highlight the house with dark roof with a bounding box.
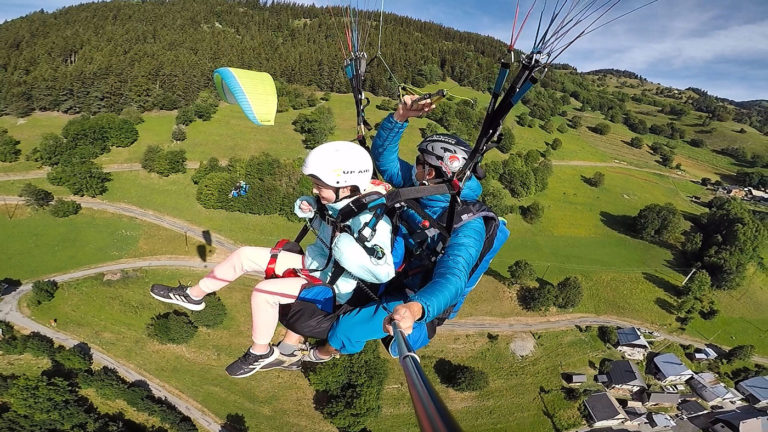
[617,327,650,360]
[678,399,707,418]
[584,392,629,427]
[688,373,742,405]
[710,406,768,432]
[736,375,768,408]
[690,347,718,362]
[608,360,647,393]
[653,353,694,385]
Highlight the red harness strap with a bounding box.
[264,239,323,284]
[265,239,292,279]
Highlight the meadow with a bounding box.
[27,267,621,431]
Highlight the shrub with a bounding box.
[147,311,197,344]
[189,294,227,328]
[49,199,82,218]
[556,122,569,134]
[628,136,644,149]
[18,183,54,209]
[47,160,111,197]
[497,126,515,153]
[0,129,21,163]
[633,202,684,243]
[521,201,544,224]
[507,259,537,285]
[688,137,706,148]
[519,282,556,311]
[433,358,489,392]
[555,276,583,309]
[597,326,618,345]
[585,171,605,188]
[171,124,187,142]
[119,106,144,125]
[292,105,335,149]
[550,137,563,150]
[175,106,196,126]
[593,122,611,135]
[30,280,58,305]
[24,332,56,358]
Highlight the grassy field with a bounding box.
[0,353,51,376]
[0,205,199,281]
[27,267,620,431]
[0,112,73,173]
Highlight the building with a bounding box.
[584,392,629,427]
[608,360,647,393]
[649,413,676,430]
[617,327,650,360]
[653,353,694,385]
[736,375,768,408]
[647,392,681,407]
[678,400,708,418]
[710,406,768,432]
[563,372,587,385]
[691,347,718,361]
[688,373,743,405]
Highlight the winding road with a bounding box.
[2,186,766,431]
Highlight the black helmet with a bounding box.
[417,134,471,178]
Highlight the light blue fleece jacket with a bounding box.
[294,195,395,304]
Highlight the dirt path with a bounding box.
[551,160,690,179]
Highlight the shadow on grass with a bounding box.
[645,272,681,297]
[654,297,677,315]
[599,211,635,237]
[222,413,249,432]
[485,268,508,284]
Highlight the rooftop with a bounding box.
[654,353,692,379]
[617,327,649,348]
[608,360,647,388]
[737,375,768,403]
[585,392,627,423]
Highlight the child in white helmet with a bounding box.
[149,141,395,377]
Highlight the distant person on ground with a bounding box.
[149,141,395,377]
[300,95,488,362]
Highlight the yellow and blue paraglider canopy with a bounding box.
[213,67,277,126]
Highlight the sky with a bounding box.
[2,0,767,101]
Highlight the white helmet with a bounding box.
[302,141,373,192]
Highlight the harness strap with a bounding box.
[265,239,292,280]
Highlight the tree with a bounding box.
[570,115,583,129]
[585,171,605,187]
[30,280,58,305]
[119,106,144,125]
[175,106,196,126]
[556,122,569,134]
[550,137,563,150]
[171,124,187,142]
[2,375,94,430]
[419,122,441,139]
[18,183,54,209]
[433,358,489,391]
[521,201,544,224]
[499,154,536,198]
[306,341,387,431]
[542,118,556,133]
[497,126,515,153]
[727,345,755,363]
[597,326,618,345]
[676,270,714,318]
[508,259,536,285]
[688,137,706,148]
[632,202,684,244]
[519,282,556,311]
[27,133,73,166]
[694,198,767,290]
[659,148,676,167]
[628,136,644,149]
[480,181,513,216]
[47,160,111,197]
[189,294,227,328]
[52,345,93,372]
[292,105,335,149]
[555,276,583,309]
[146,311,197,344]
[593,122,611,135]
[0,129,22,163]
[49,199,82,218]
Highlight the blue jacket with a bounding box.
[372,114,486,323]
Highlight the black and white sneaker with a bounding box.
[259,349,303,372]
[225,346,280,378]
[150,283,206,311]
